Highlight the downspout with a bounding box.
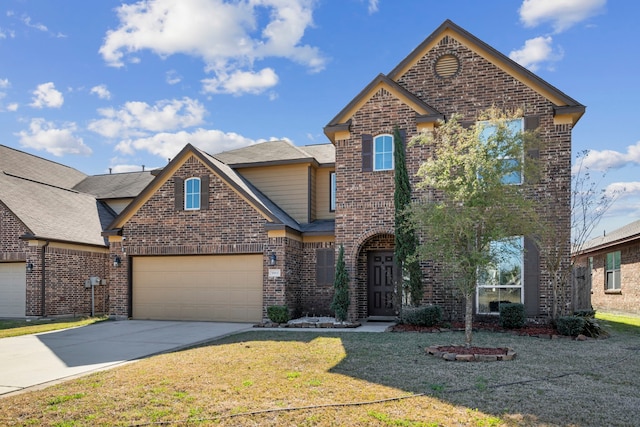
[40,240,50,317]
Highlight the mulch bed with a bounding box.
[390,320,558,337]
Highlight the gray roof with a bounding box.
[580,219,640,253]
[0,144,87,189]
[73,172,155,199]
[214,140,335,167]
[0,172,112,246]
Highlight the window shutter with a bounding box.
[523,237,540,317]
[362,134,373,172]
[200,175,210,210]
[316,248,335,286]
[524,116,541,184]
[174,177,184,211]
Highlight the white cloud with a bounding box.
[30,82,64,109]
[368,0,379,14]
[99,0,325,95]
[202,68,278,95]
[88,97,206,138]
[6,103,18,111]
[0,78,9,89]
[16,118,92,156]
[115,128,258,160]
[576,141,640,172]
[519,0,606,33]
[166,70,182,85]
[605,181,640,198]
[509,36,563,71]
[90,84,111,100]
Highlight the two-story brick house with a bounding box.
[1,20,584,323]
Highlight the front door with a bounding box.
[367,252,395,316]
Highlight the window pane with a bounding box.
[478,287,522,313]
[330,172,336,211]
[185,178,201,210]
[374,135,393,171]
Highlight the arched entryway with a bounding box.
[354,232,397,319]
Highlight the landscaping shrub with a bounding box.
[267,305,290,324]
[499,303,526,329]
[573,309,596,318]
[555,316,586,336]
[400,305,442,327]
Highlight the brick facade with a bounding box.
[588,242,640,314]
[332,28,575,321]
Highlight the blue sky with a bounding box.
[0,0,636,240]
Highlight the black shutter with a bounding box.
[316,248,336,286]
[523,237,540,317]
[174,177,184,211]
[362,134,373,172]
[200,175,210,210]
[524,116,541,184]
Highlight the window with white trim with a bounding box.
[605,251,621,290]
[478,118,524,184]
[477,237,524,314]
[374,134,394,171]
[185,177,201,210]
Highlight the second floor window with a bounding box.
[185,177,201,210]
[605,251,621,290]
[478,118,524,185]
[374,134,394,171]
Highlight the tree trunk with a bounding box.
[465,293,473,347]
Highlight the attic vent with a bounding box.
[434,54,460,78]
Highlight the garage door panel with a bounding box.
[0,263,26,318]
[133,255,263,322]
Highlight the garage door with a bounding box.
[133,255,263,322]
[0,262,26,318]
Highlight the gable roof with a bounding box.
[388,19,584,116]
[578,219,640,254]
[0,172,112,246]
[73,171,155,199]
[213,139,334,168]
[324,73,444,143]
[106,144,301,234]
[0,144,87,189]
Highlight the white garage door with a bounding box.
[0,263,26,318]
[133,255,263,322]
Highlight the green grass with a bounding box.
[0,316,108,338]
[1,325,640,426]
[595,311,640,334]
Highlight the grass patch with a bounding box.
[0,316,108,338]
[596,311,640,334]
[0,326,639,426]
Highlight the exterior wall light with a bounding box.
[113,255,122,267]
[268,253,277,266]
[26,261,34,273]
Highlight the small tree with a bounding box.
[410,108,540,347]
[393,125,423,307]
[541,150,617,318]
[331,244,350,322]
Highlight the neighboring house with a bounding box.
[2,20,584,323]
[0,144,153,318]
[574,220,640,315]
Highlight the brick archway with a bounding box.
[351,231,396,319]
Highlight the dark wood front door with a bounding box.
[368,252,395,316]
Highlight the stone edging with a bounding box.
[426,345,517,362]
[254,321,362,329]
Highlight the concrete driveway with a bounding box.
[0,320,251,397]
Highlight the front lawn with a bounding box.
[0,316,108,339]
[1,318,639,426]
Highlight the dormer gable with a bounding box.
[324,74,443,143]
